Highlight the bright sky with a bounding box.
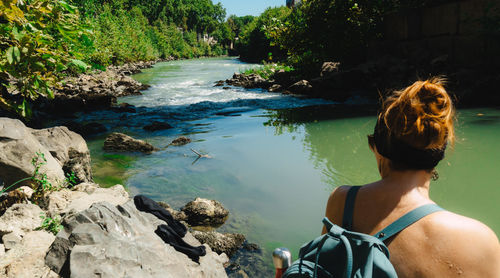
[216,0,285,17]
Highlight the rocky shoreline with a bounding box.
[0,117,259,278]
[218,58,500,107]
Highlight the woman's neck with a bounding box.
[370,170,433,204]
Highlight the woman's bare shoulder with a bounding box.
[423,210,500,276]
[323,185,353,229]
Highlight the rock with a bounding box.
[214,80,225,86]
[43,184,128,217]
[181,198,229,227]
[0,230,57,278]
[71,182,98,194]
[225,73,271,89]
[222,86,231,90]
[242,242,260,251]
[82,122,107,135]
[191,231,245,257]
[31,126,92,184]
[143,121,173,131]
[320,62,341,77]
[287,80,313,95]
[170,136,191,146]
[268,84,283,92]
[158,201,187,222]
[46,201,228,278]
[111,102,136,113]
[0,203,43,237]
[64,121,107,137]
[103,132,157,154]
[0,118,65,189]
[0,243,4,257]
[2,231,23,250]
[0,186,32,215]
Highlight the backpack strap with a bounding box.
[374,204,444,241]
[342,186,361,230]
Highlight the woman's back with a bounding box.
[324,182,500,277]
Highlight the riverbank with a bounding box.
[220,58,500,108]
[0,117,262,277]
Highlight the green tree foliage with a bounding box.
[0,0,88,117]
[236,7,291,63]
[0,0,232,118]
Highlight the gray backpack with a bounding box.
[282,186,443,277]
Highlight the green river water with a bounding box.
[82,58,500,275]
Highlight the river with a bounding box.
[81,57,500,275]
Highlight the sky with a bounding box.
[216,0,285,17]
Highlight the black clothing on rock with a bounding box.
[155,224,207,263]
[134,194,187,237]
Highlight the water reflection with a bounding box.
[264,104,379,187]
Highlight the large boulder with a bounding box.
[0,118,65,189]
[181,198,229,227]
[31,126,92,183]
[191,231,245,257]
[45,201,228,278]
[0,231,58,278]
[103,132,158,154]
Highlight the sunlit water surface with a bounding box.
[83,58,500,275]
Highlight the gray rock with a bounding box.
[103,132,157,154]
[2,231,22,250]
[191,231,245,257]
[181,198,229,227]
[0,118,65,189]
[46,201,228,278]
[0,230,57,278]
[31,126,92,183]
[0,203,43,237]
[170,136,191,146]
[43,184,129,216]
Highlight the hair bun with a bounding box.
[380,77,455,150]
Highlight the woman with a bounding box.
[323,78,500,277]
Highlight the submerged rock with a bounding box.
[103,132,158,154]
[143,121,173,131]
[45,201,228,277]
[170,136,191,146]
[64,121,107,137]
[181,198,229,227]
[111,102,136,113]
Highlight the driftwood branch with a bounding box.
[190,148,212,159]
[190,148,212,165]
